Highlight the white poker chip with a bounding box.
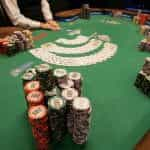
[73,97,91,111]
[35,63,50,72]
[68,72,81,81]
[62,88,78,101]
[48,96,66,110]
[145,57,150,63]
[22,72,34,80]
[59,80,74,89]
[54,68,67,78]
[25,68,37,75]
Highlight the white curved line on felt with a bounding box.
[30,42,117,66]
[41,39,102,54]
[55,35,89,45]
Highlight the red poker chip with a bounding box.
[37,143,49,150]
[27,91,44,107]
[38,137,49,144]
[29,116,48,126]
[28,105,48,122]
[24,81,40,94]
[32,128,49,140]
[31,122,48,130]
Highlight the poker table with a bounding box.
[1,9,150,150]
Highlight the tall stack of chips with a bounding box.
[22,72,36,86]
[22,30,34,49]
[36,64,55,91]
[48,96,66,142]
[44,87,59,105]
[135,57,150,96]
[0,30,34,56]
[53,68,68,86]
[68,72,83,96]
[21,65,93,147]
[139,39,150,52]
[140,25,150,35]
[80,4,90,19]
[61,88,78,135]
[28,105,50,150]
[72,97,92,145]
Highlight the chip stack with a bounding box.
[72,97,92,145]
[135,57,150,96]
[13,31,27,50]
[0,39,9,54]
[53,68,68,86]
[48,96,66,142]
[58,80,74,92]
[68,72,83,96]
[36,64,55,91]
[26,91,45,107]
[45,87,60,106]
[0,30,34,56]
[140,25,150,35]
[139,39,150,52]
[28,105,50,150]
[24,81,40,95]
[22,72,36,86]
[80,4,90,19]
[61,88,78,135]
[25,68,37,76]
[142,57,150,75]
[22,30,34,49]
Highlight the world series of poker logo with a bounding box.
[30,30,118,66]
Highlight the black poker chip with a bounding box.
[48,96,67,142]
[72,97,92,145]
[36,64,55,91]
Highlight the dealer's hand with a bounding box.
[47,20,61,30]
[40,22,60,31]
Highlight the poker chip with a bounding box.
[45,87,60,106]
[142,58,150,75]
[36,64,54,91]
[48,96,66,141]
[72,97,92,145]
[53,68,68,85]
[0,30,34,56]
[61,88,78,134]
[25,67,37,76]
[28,105,48,121]
[73,97,91,111]
[68,72,83,95]
[28,105,50,150]
[61,88,78,101]
[22,72,36,85]
[26,91,44,107]
[59,79,74,90]
[24,81,40,94]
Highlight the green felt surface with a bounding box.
[0,15,150,150]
